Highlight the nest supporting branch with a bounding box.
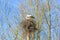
[27,32,30,40]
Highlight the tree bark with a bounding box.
[32,32,35,40]
[27,32,30,40]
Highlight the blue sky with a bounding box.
[0,0,60,40]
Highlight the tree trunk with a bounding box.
[27,32,30,40]
[32,32,35,40]
[46,0,51,40]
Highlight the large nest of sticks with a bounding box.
[20,15,37,33]
[21,20,36,32]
